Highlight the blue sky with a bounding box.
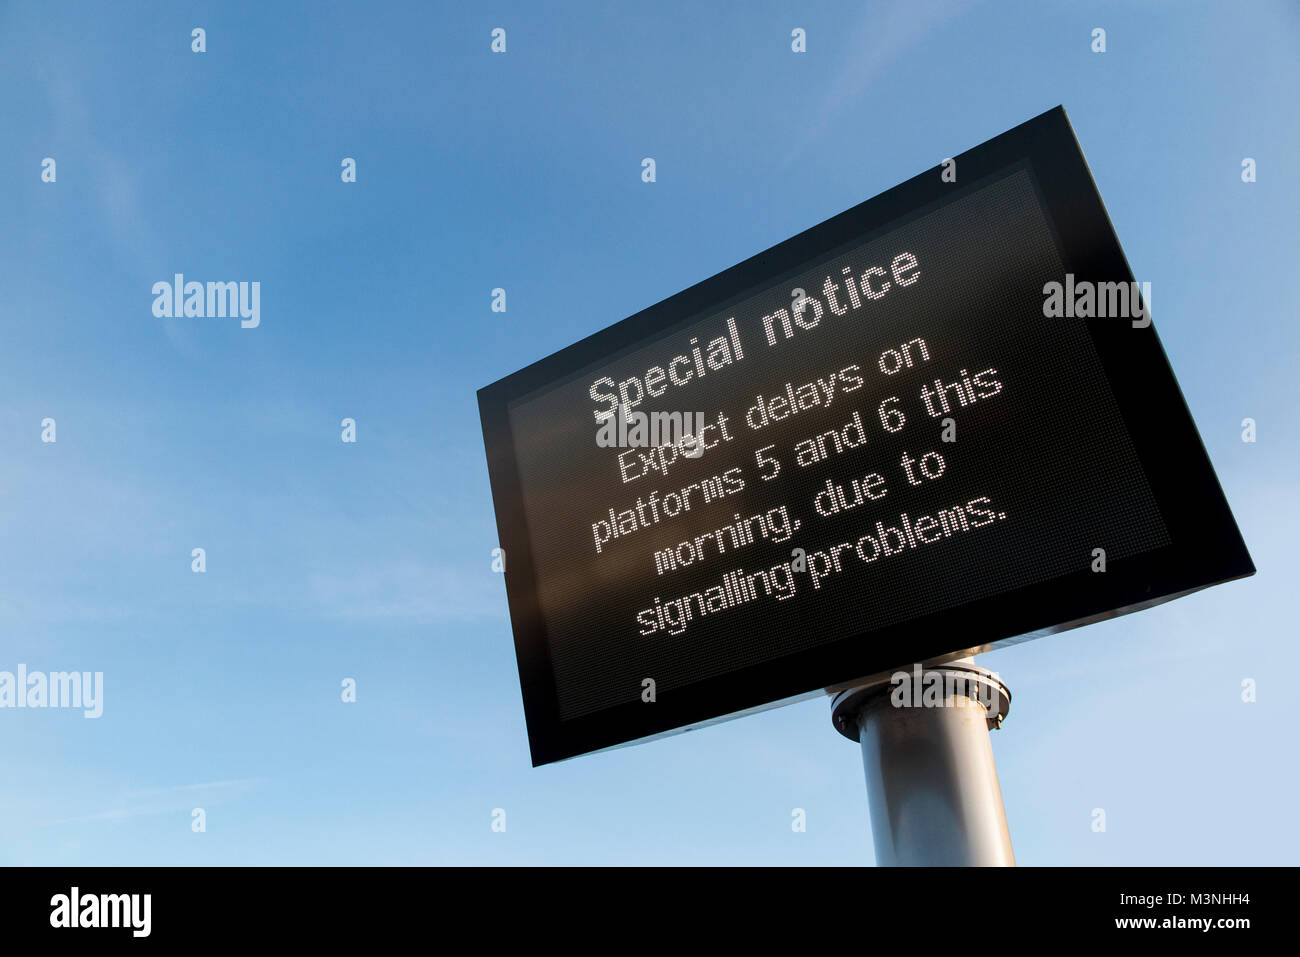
[1,0,1297,865]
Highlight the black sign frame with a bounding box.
[478,106,1254,766]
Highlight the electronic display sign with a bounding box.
[478,107,1254,766]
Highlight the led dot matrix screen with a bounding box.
[478,107,1253,766]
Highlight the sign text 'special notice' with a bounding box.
[478,107,1253,766]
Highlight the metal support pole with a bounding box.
[830,658,1014,866]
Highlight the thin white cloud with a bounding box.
[309,560,507,624]
[785,0,980,166]
[44,778,261,826]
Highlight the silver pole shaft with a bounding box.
[831,658,1014,866]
